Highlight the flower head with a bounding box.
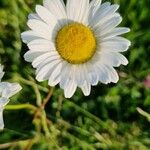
[21,0,131,98]
[0,65,22,130]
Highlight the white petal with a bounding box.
[0,97,9,107]
[80,81,91,96]
[100,52,128,67]
[28,13,40,20]
[73,64,90,87]
[60,62,72,88]
[0,82,8,94]
[2,83,22,98]
[64,80,77,98]
[100,38,130,52]
[28,39,55,52]
[48,62,62,86]
[24,51,46,62]
[73,65,85,86]
[97,2,111,11]
[21,31,42,44]
[27,19,52,40]
[101,27,130,39]
[86,63,99,86]
[43,0,66,20]
[89,0,102,20]
[104,65,119,83]
[90,4,119,26]
[36,59,61,82]
[32,52,57,68]
[0,105,4,130]
[35,5,59,28]
[90,2,110,22]
[36,53,60,70]
[66,0,89,24]
[21,31,50,44]
[95,63,110,84]
[95,16,122,36]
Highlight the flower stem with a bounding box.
[5,104,37,111]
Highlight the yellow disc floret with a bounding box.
[55,23,96,64]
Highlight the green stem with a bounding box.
[28,76,42,106]
[41,110,51,138]
[66,101,104,126]
[5,104,37,111]
[12,75,49,93]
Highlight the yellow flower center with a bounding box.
[55,23,96,64]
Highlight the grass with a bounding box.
[0,0,150,149]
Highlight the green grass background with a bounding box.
[0,0,150,149]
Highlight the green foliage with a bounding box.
[0,0,150,150]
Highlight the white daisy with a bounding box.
[21,0,131,98]
[0,64,22,130]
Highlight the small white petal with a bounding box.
[28,39,55,52]
[96,16,122,36]
[89,0,102,19]
[101,27,130,39]
[27,19,52,40]
[21,31,41,44]
[104,65,119,83]
[0,97,9,107]
[60,62,72,88]
[90,2,111,22]
[24,51,46,62]
[64,80,77,98]
[73,65,86,86]
[80,81,91,96]
[36,54,60,70]
[0,97,9,130]
[100,52,129,67]
[90,4,119,26]
[67,0,89,24]
[43,0,66,20]
[86,63,99,86]
[48,62,62,86]
[95,64,110,84]
[28,13,40,20]
[32,52,56,68]
[21,30,52,44]
[2,83,22,99]
[100,38,130,52]
[36,59,61,82]
[0,105,5,130]
[36,5,59,28]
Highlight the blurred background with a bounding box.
[0,0,150,149]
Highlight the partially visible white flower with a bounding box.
[0,65,22,130]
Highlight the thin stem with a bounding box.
[42,87,54,109]
[41,110,51,138]
[56,95,64,117]
[0,139,33,150]
[66,101,104,126]
[12,75,49,93]
[5,104,37,111]
[29,77,42,106]
[137,107,150,121]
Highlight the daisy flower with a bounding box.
[0,64,22,130]
[21,0,131,98]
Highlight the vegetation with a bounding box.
[0,0,150,149]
